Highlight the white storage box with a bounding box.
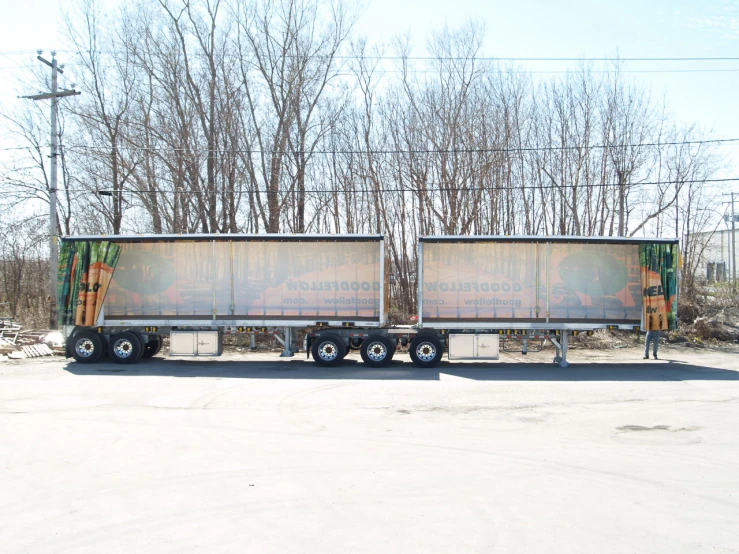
[447,334,499,360]
[169,331,222,356]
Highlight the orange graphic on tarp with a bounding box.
[104,240,382,320]
[546,243,641,320]
[57,241,122,326]
[638,243,678,331]
[75,267,90,325]
[641,268,670,330]
[422,241,540,320]
[422,242,642,322]
[81,261,120,325]
[245,264,382,318]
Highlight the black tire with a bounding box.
[409,334,444,367]
[311,333,346,367]
[142,335,163,359]
[108,331,144,364]
[360,335,394,367]
[153,335,164,355]
[69,330,105,364]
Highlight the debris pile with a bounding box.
[0,319,61,361]
[693,310,739,342]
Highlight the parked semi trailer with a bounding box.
[59,234,678,368]
[405,235,678,368]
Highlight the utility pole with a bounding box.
[732,192,737,293]
[723,192,738,293]
[21,52,80,329]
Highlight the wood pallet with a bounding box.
[21,344,54,358]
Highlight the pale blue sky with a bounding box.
[1,0,738,185]
[354,0,739,150]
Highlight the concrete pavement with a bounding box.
[1,346,738,553]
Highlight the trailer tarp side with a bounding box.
[418,238,677,327]
[96,237,383,324]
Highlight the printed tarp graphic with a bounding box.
[103,240,381,320]
[57,241,122,326]
[421,242,642,322]
[639,243,678,330]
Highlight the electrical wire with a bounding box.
[9,62,739,75]
[16,50,739,62]
[49,137,739,156]
[6,138,736,155]
[52,177,739,196]
[337,56,739,62]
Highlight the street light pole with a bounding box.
[21,52,80,329]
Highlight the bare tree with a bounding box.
[0,219,52,327]
[0,11,728,318]
[66,0,141,234]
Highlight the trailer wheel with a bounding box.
[311,333,346,367]
[108,332,143,364]
[360,335,394,367]
[142,335,163,359]
[409,334,443,367]
[70,330,105,364]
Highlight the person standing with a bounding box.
[644,330,661,360]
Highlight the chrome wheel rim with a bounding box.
[416,342,436,362]
[318,342,339,362]
[75,338,96,358]
[113,338,135,359]
[366,341,387,362]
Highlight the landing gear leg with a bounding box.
[279,327,295,357]
[550,331,570,367]
[559,331,570,368]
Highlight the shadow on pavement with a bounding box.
[62,356,739,382]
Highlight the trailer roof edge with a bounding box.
[60,233,385,243]
[420,235,679,244]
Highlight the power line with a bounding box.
[59,177,739,197]
[38,50,739,62]
[0,50,42,56]
[4,137,735,158]
[10,51,739,68]
[5,137,736,157]
[341,68,739,75]
[55,136,739,156]
[7,62,739,75]
[340,56,739,62]
[13,59,739,72]
[5,52,739,79]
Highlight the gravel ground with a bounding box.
[1,344,738,553]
